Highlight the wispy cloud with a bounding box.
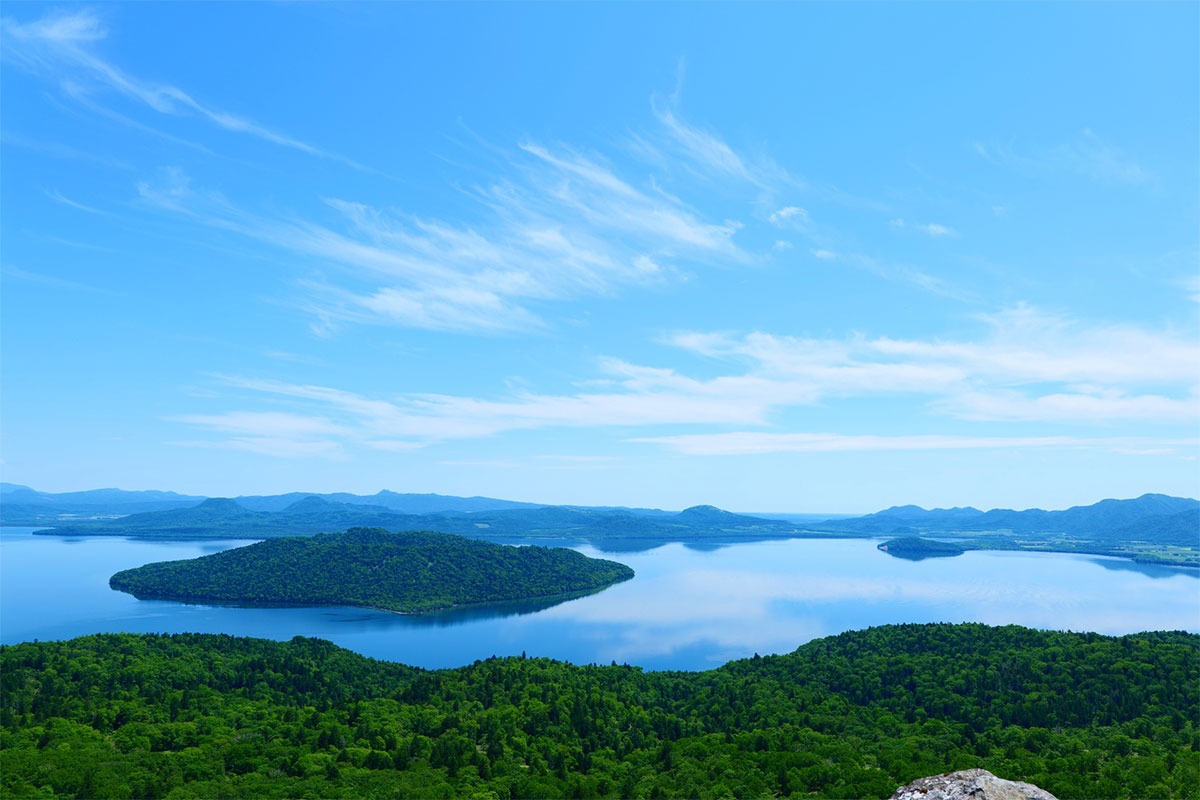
[937,388,1199,423]
[644,65,793,195]
[43,189,113,216]
[808,249,972,301]
[1183,274,1200,304]
[768,206,807,226]
[136,136,748,333]
[1,9,363,168]
[667,305,1200,423]
[169,305,1199,457]
[973,130,1154,185]
[1054,129,1155,184]
[653,103,763,186]
[918,222,955,237]
[891,218,957,237]
[170,437,346,459]
[630,432,1187,456]
[2,130,133,169]
[171,411,349,438]
[3,264,121,295]
[168,362,789,456]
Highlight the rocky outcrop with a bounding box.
[890,769,1058,800]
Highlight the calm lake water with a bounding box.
[2,527,1197,671]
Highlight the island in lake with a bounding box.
[877,536,966,560]
[109,527,634,613]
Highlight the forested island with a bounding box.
[2,623,1195,799]
[878,537,965,560]
[109,528,634,614]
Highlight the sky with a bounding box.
[1,3,1197,513]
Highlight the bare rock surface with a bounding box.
[890,769,1059,800]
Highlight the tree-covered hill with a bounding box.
[818,494,1200,544]
[36,497,805,541]
[878,537,966,560]
[109,528,634,613]
[1,624,1195,799]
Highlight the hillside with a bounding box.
[2,624,1195,799]
[0,483,205,522]
[0,487,545,526]
[1,483,694,522]
[817,494,1199,544]
[37,497,804,542]
[232,489,546,515]
[39,497,425,538]
[23,490,1198,566]
[877,536,965,560]
[109,528,634,613]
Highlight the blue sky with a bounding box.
[2,3,1197,512]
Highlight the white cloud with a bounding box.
[171,306,1199,457]
[974,129,1154,186]
[169,437,345,459]
[893,218,956,237]
[653,105,761,185]
[2,10,361,168]
[644,83,794,195]
[768,206,807,226]
[365,440,428,452]
[918,222,955,237]
[629,432,1179,456]
[137,136,748,333]
[170,411,348,437]
[1057,129,1154,184]
[940,388,1199,422]
[1183,274,1200,304]
[175,364,789,454]
[43,189,113,216]
[810,249,836,260]
[665,305,1200,422]
[3,265,120,295]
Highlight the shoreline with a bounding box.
[107,574,634,617]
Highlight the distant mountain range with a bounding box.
[811,493,1199,547]
[24,495,799,542]
[3,483,1195,551]
[0,483,206,518]
[0,483,675,524]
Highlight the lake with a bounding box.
[2,527,1197,671]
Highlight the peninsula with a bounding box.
[109,528,634,613]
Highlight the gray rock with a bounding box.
[890,769,1059,800]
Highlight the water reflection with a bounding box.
[878,549,963,561]
[1088,556,1200,580]
[127,587,619,629]
[3,528,1198,671]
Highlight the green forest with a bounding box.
[3,623,1196,799]
[109,528,634,613]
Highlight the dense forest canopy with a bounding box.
[2,623,1196,799]
[109,528,634,613]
